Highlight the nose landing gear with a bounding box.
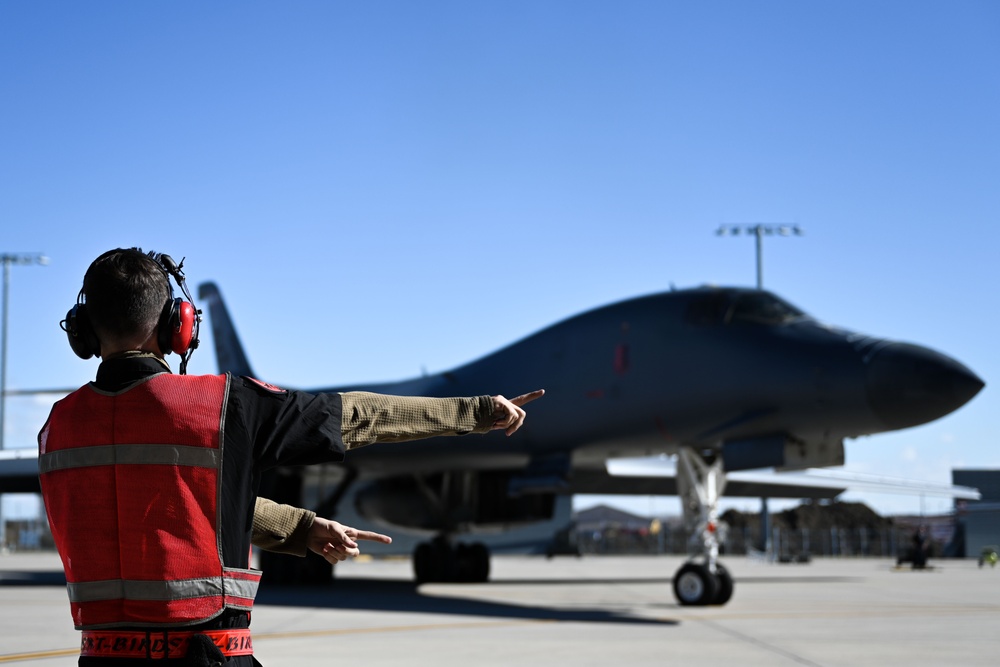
[673,446,735,606]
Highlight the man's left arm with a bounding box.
[252,497,315,556]
[251,498,392,563]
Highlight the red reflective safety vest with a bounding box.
[38,373,261,630]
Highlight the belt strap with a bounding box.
[80,629,253,659]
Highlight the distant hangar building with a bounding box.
[953,469,1000,558]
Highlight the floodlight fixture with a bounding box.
[715,224,804,290]
[1,253,48,450]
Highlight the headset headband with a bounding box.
[62,248,201,374]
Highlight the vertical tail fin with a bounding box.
[197,282,255,377]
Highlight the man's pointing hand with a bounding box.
[491,389,545,436]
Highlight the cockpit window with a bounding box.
[729,292,804,325]
[685,291,805,327]
[684,293,731,326]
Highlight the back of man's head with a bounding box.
[82,248,170,350]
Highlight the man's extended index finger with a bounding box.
[355,530,393,544]
[510,389,545,407]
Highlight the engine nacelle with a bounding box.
[354,470,556,532]
[723,434,844,472]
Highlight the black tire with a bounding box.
[414,542,444,583]
[673,562,719,606]
[713,563,734,605]
[468,542,490,582]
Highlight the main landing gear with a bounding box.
[673,446,734,606]
[413,536,491,583]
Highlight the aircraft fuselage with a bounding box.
[327,287,982,476]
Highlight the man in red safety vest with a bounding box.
[39,247,543,666]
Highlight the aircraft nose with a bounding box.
[866,342,984,431]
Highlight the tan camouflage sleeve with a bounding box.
[251,497,316,557]
[339,392,495,449]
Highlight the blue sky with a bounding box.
[1,1,997,519]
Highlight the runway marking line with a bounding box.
[0,649,78,663]
[0,619,553,663]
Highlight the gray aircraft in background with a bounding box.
[196,282,984,606]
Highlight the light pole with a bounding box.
[0,253,48,450]
[715,224,803,290]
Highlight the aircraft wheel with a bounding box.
[413,542,434,583]
[414,541,448,583]
[712,563,734,605]
[453,542,491,582]
[454,544,472,582]
[468,542,490,582]
[673,562,719,606]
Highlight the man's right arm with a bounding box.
[238,374,543,465]
[338,392,494,449]
[339,390,544,447]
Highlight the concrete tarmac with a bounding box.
[1,551,998,666]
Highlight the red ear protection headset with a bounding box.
[61,249,201,374]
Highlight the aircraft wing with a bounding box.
[568,465,844,499]
[600,456,981,500]
[3,449,979,500]
[569,469,846,499]
[0,449,43,494]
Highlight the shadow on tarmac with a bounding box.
[0,568,676,626]
[0,565,859,627]
[256,577,677,626]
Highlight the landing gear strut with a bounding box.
[672,446,734,606]
[413,536,491,583]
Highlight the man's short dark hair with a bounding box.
[82,248,171,345]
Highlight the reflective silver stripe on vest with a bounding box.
[222,569,262,601]
[39,445,220,474]
[67,570,260,603]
